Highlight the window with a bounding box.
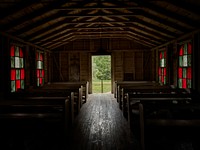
[36,51,44,86]
[10,45,25,92]
[158,50,166,85]
[178,42,192,88]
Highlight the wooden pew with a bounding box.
[114,81,157,99]
[126,92,197,150]
[40,83,83,114]
[115,81,158,108]
[49,81,89,103]
[0,92,74,136]
[8,88,76,122]
[121,86,188,118]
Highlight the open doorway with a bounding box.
[92,55,111,93]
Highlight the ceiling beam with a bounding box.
[151,29,200,50]
[25,17,177,43]
[130,12,190,33]
[166,0,200,15]
[0,30,47,51]
[132,0,200,28]
[11,13,65,36]
[39,29,161,49]
[62,25,172,40]
[11,9,100,35]
[57,6,141,10]
[12,10,139,35]
[1,0,70,30]
[0,0,40,19]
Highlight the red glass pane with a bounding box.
[40,53,43,61]
[164,68,166,76]
[164,51,166,58]
[188,43,192,54]
[158,68,161,75]
[161,76,164,83]
[37,70,40,78]
[159,52,162,59]
[179,46,183,56]
[187,67,192,79]
[40,78,43,84]
[11,69,16,80]
[19,48,23,57]
[178,67,182,78]
[182,79,187,88]
[36,52,39,60]
[42,70,44,77]
[10,46,15,56]
[16,80,21,90]
[21,69,24,79]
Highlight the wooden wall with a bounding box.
[50,39,152,93]
[1,31,200,95]
[111,51,154,92]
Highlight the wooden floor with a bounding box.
[69,93,139,150]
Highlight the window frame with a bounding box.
[36,51,44,87]
[10,45,25,92]
[177,41,192,89]
[158,48,167,85]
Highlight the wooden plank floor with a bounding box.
[69,93,139,150]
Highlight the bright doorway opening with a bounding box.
[92,55,111,93]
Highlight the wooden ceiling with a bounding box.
[0,0,200,51]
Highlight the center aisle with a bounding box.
[69,93,139,150]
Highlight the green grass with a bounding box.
[92,80,111,93]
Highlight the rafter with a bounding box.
[26,16,178,44]
[0,0,40,19]
[0,0,69,30]
[132,0,200,28]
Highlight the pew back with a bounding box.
[126,92,197,150]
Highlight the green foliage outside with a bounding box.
[92,56,111,80]
[92,56,111,93]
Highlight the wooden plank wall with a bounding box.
[80,53,91,92]
[112,51,153,81]
[112,51,154,92]
[123,52,134,80]
[195,33,200,93]
[135,52,144,80]
[112,52,124,82]
[50,51,91,92]
[60,52,69,81]
[51,52,60,81]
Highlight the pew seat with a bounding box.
[126,92,198,150]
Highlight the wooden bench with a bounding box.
[49,81,89,103]
[121,86,188,118]
[40,83,83,114]
[114,81,157,99]
[126,92,198,150]
[10,88,79,116]
[115,81,158,107]
[0,93,74,136]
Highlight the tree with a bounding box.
[93,56,111,80]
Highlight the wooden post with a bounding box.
[101,80,103,93]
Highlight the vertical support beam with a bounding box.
[133,52,136,80]
[139,103,145,150]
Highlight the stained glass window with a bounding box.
[10,45,25,92]
[158,50,166,85]
[36,51,44,86]
[178,42,192,88]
